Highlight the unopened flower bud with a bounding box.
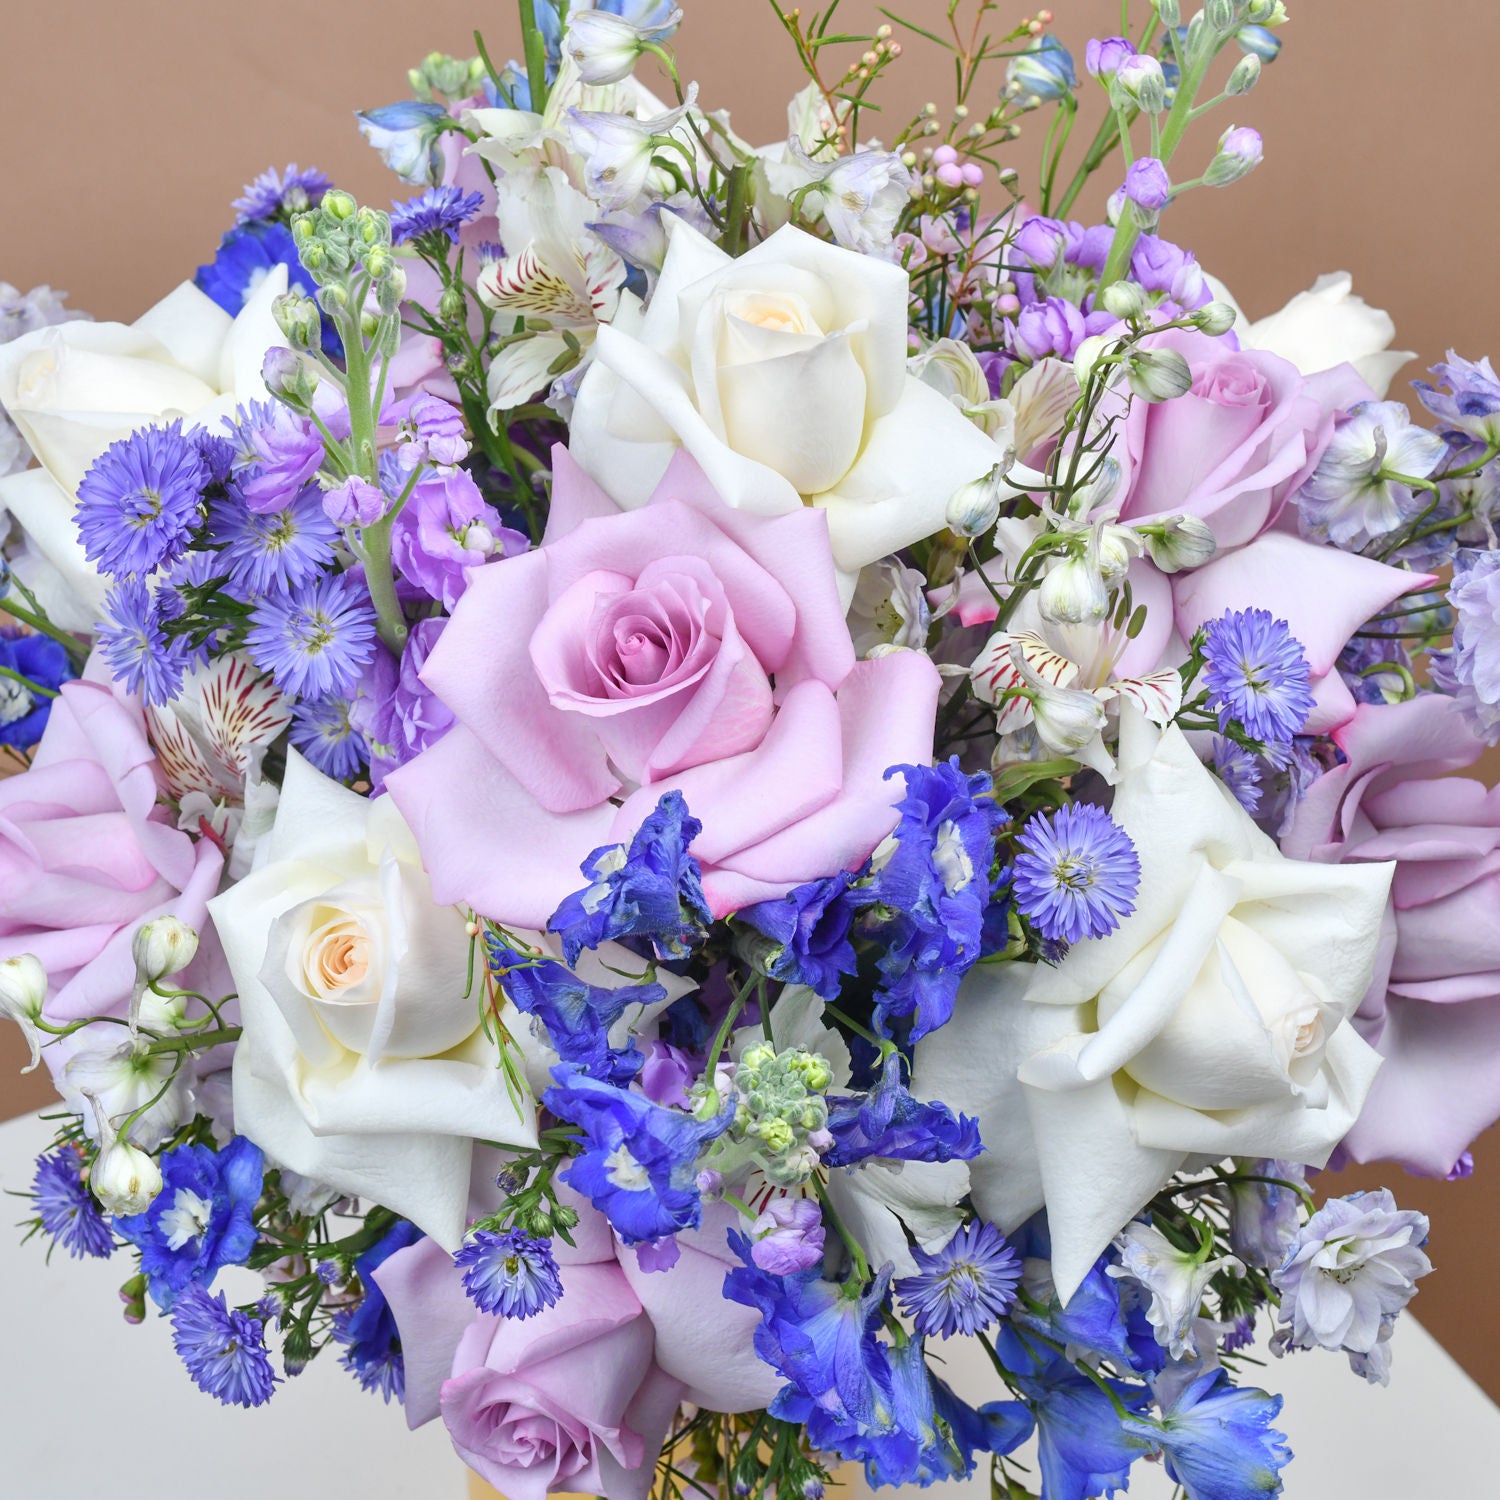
[1030,678,1109,756]
[563,9,677,86]
[946,463,1011,538]
[89,1123,162,1216]
[0,953,46,1072]
[1245,0,1287,21]
[1039,554,1110,624]
[262,346,317,410]
[1112,54,1166,114]
[133,917,198,990]
[1073,333,1115,387]
[1127,347,1193,402]
[377,265,408,316]
[323,189,358,221]
[1192,300,1239,337]
[1227,53,1262,95]
[439,283,467,324]
[282,1321,315,1377]
[272,292,323,350]
[1206,0,1241,32]
[119,1272,148,1325]
[1205,125,1264,187]
[1238,21,1284,60]
[1099,280,1148,322]
[1123,157,1171,214]
[1096,524,1140,585]
[363,247,393,280]
[1154,0,1181,25]
[1145,514,1217,573]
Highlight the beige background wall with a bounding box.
[2,0,1498,1395]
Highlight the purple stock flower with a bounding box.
[1012,297,1090,361]
[389,468,521,610]
[232,164,332,223]
[390,186,485,246]
[639,1040,695,1108]
[236,402,324,515]
[245,572,379,699]
[1123,157,1171,212]
[1084,36,1133,79]
[1130,234,1208,307]
[749,1198,825,1274]
[350,617,455,787]
[75,421,208,578]
[1207,126,1264,186]
[392,393,470,472]
[323,476,387,527]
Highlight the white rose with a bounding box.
[0,270,288,628]
[915,709,1393,1301]
[570,219,1013,581]
[208,752,537,1250]
[1206,269,1411,397]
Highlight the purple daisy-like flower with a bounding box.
[74,421,208,579]
[1211,736,1263,814]
[31,1147,114,1260]
[170,1283,278,1407]
[245,572,379,699]
[289,695,367,779]
[454,1229,563,1318]
[1201,607,1315,746]
[390,186,486,246]
[231,163,332,224]
[97,579,191,704]
[895,1220,1021,1338]
[207,486,340,597]
[1012,801,1140,944]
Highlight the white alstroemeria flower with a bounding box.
[910,337,1016,441]
[848,560,932,657]
[1206,270,1411,397]
[915,709,1393,1301]
[1106,1220,1245,1360]
[0,271,288,627]
[476,167,628,413]
[567,85,700,212]
[209,752,538,1250]
[571,220,1016,582]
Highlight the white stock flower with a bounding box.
[571,220,1013,581]
[915,709,1393,1300]
[1208,270,1411,398]
[208,752,537,1250]
[1106,1219,1245,1360]
[0,272,288,628]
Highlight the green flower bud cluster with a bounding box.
[284,192,408,353]
[701,1044,834,1187]
[408,51,488,103]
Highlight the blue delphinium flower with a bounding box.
[1123,1371,1291,1500]
[822,1052,981,1168]
[852,758,1006,1040]
[195,220,319,317]
[170,1283,278,1407]
[207,486,339,597]
[535,0,682,69]
[543,1065,729,1244]
[30,1147,114,1259]
[1014,1353,1152,1500]
[74,421,208,579]
[331,1219,422,1402]
[115,1136,264,1309]
[489,940,656,1085]
[1201,608,1315,746]
[0,629,68,749]
[1007,34,1077,102]
[390,186,485,246]
[356,101,452,186]
[232,163,332,224]
[737,873,858,1000]
[1415,351,1500,447]
[454,1228,563,1318]
[1441,548,1500,742]
[895,1221,1021,1339]
[1011,801,1140,945]
[722,1231,896,1433]
[1212,737,1264,814]
[245,572,379,699]
[548,790,711,964]
[97,579,191,705]
[290,696,367,779]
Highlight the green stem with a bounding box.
[0,664,58,699]
[811,1175,869,1284]
[518,0,551,115]
[0,598,87,662]
[359,514,409,656]
[719,163,751,255]
[144,1025,242,1056]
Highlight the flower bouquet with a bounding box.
[1,1,1490,1496]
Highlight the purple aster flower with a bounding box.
[97,580,191,704]
[1415,351,1500,446]
[389,467,522,610]
[170,1283,277,1407]
[895,1221,1021,1338]
[749,1198,825,1275]
[1123,157,1171,212]
[454,1228,563,1318]
[0,628,68,749]
[289,696,367,780]
[1212,737,1263,814]
[234,401,325,516]
[207,486,339,596]
[1012,802,1140,944]
[74,421,208,578]
[390,186,485,246]
[231,163,332,224]
[1444,548,1500,742]
[1201,608,1315,746]
[349,617,454,788]
[31,1146,114,1259]
[245,572,379,699]
[392,393,470,472]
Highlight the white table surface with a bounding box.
[2,1108,1496,1497]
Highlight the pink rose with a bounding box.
[1107,329,1430,733]
[0,659,224,1075]
[1281,694,1500,1176]
[388,448,941,926]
